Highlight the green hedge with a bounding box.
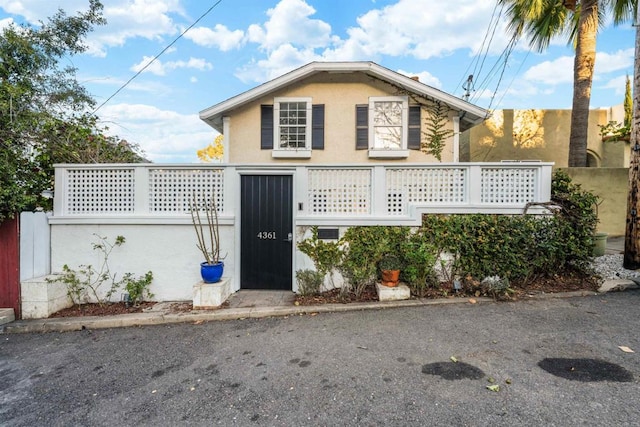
[298,170,598,295]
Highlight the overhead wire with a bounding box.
[91,0,224,114]
[469,33,518,105]
[471,3,503,87]
[453,2,502,98]
[485,35,518,111]
[492,46,533,110]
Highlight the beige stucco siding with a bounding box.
[227,79,455,163]
[461,108,627,167]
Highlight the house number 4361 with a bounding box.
[257,231,276,240]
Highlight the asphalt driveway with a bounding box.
[1,290,639,426]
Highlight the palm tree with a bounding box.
[623,4,640,268]
[498,0,636,167]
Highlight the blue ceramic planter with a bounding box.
[200,261,224,283]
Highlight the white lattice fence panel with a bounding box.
[308,169,371,215]
[149,169,225,213]
[481,168,537,204]
[66,169,135,214]
[386,168,467,215]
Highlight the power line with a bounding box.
[492,46,533,110]
[468,33,517,105]
[472,4,503,90]
[485,36,518,111]
[92,0,224,114]
[454,3,502,97]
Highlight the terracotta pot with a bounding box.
[381,269,400,287]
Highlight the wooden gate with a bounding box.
[0,217,20,319]
[240,175,293,290]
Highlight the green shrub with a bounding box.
[420,170,598,283]
[123,271,154,305]
[297,227,342,277]
[399,230,438,296]
[296,269,324,296]
[49,234,154,306]
[296,171,597,296]
[339,226,397,297]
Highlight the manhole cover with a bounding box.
[421,362,485,380]
[538,358,633,382]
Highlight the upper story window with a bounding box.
[372,99,404,149]
[273,97,312,157]
[367,96,410,158]
[261,98,324,158]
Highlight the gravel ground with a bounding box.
[592,254,640,280]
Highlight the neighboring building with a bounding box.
[199,61,487,164]
[460,104,629,167]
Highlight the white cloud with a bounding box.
[521,46,634,88]
[396,69,442,88]
[235,44,318,83]
[327,0,511,60]
[600,74,629,95]
[0,0,186,57]
[235,0,510,84]
[523,56,574,85]
[594,48,634,75]
[87,0,184,56]
[83,74,172,97]
[183,24,244,51]
[99,103,215,163]
[247,0,332,50]
[131,56,213,76]
[0,16,12,29]
[0,0,87,23]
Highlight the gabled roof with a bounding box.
[199,61,488,132]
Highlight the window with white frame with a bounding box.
[274,97,312,151]
[370,96,408,151]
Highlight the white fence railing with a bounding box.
[52,162,553,225]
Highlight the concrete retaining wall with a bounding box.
[50,224,236,302]
[561,167,628,237]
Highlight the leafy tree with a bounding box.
[498,0,636,167]
[0,1,145,223]
[624,74,632,128]
[197,134,224,162]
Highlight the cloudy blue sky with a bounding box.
[0,0,635,162]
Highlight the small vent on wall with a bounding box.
[317,228,339,240]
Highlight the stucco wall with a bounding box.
[227,75,455,164]
[561,167,628,237]
[50,224,236,302]
[462,108,625,167]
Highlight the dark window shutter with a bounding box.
[261,105,274,149]
[356,104,368,150]
[312,104,324,150]
[408,105,421,150]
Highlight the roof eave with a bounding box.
[199,61,488,129]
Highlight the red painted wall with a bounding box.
[0,217,20,319]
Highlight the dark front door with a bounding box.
[240,175,293,290]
